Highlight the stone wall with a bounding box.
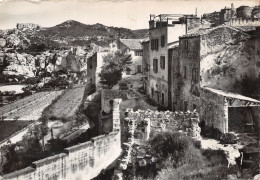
[225,18,260,27]
[200,88,228,133]
[2,99,122,180]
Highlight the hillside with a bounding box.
[38,20,145,38]
[30,20,148,48]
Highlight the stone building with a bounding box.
[219,4,236,25]
[200,87,260,133]
[113,38,143,74]
[146,14,199,108]
[170,25,260,133]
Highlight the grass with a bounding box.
[0,121,33,141]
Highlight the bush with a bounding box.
[202,125,223,140]
[220,133,237,144]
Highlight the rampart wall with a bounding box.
[225,18,260,27]
[2,99,122,180]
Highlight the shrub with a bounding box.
[220,133,237,144]
[202,125,223,140]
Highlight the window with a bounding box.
[151,39,159,51]
[155,39,159,50]
[153,59,158,73]
[183,66,187,79]
[135,51,143,56]
[160,56,165,69]
[151,39,154,50]
[184,40,188,49]
[151,88,154,97]
[161,36,165,47]
[162,93,165,105]
[192,68,198,81]
[184,101,188,112]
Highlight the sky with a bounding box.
[0,0,258,30]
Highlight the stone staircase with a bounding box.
[238,122,260,178]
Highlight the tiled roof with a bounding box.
[120,39,143,50]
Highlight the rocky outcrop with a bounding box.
[0,29,30,49]
[2,53,36,78]
[16,23,41,31]
[0,45,98,82]
[200,28,258,96]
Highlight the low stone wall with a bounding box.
[2,99,122,180]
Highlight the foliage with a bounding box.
[45,138,67,155]
[2,137,43,174]
[100,50,132,88]
[201,125,223,140]
[148,131,231,180]
[149,131,200,165]
[220,133,237,144]
[22,77,41,85]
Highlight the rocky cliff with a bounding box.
[200,29,259,98]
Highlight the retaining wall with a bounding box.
[2,99,122,180]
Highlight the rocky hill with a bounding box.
[0,20,148,83]
[28,20,148,48]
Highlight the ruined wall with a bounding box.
[3,100,122,180]
[200,88,228,133]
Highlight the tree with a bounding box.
[100,50,132,88]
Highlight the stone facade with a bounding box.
[86,52,97,89]
[177,35,200,112]
[142,38,150,94]
[2,99,122,180]
[168,25,260,133]
[148,20,186,107]
[114,39,143,75]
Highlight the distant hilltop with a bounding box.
[16,23,41,31]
